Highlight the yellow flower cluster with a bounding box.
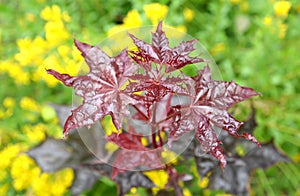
[1,5,82,87]
[143,3,169,25]
[32,168,74,196]
[40,5,71,46]
[107,9,143,37]
[262,1,291,39]
[20,96,40,112]
[144,169,169,194]
[0,145,22,171]
[274,1,291,18]
[183,8,195,22]
[0,97,15,119]
[108,3,177,37]
[9,154,74,196]
[22,123,46,145]
[11,154,41,191]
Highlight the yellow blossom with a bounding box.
[20,97,40,112]
[0,144,22,170]
[3,97,15,108]
[35,55,62,87]
[15,36,47,66]
[143,3,168,25]
[40,4,70,22]
[32,168,74,196]
[198,175,209,188]
[44,20,70,46]
[0,60,30,85]
[175,25,187,33]
[23,123,46,144]
[274,1,291,18]
[263,16,273,26]
[57,45,70,58]
[230,0,241,4]
[11,154,41,191]
[141,137,148,146]
[107,9,142,38]
[183,8,195,22]
[161,150,178,165]
[72,45,83,61]
[123,9,142,27]
[183,188,192,196]
[107,25,129,37]
[144,169,168,194]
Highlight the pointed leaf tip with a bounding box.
[46,69,75,86]
[74,39,93,57]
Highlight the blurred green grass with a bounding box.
[0,0,299,195]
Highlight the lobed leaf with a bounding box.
[47,40,137,136]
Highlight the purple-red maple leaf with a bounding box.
[107,132,163,179]
[47,39,137,137]
[129,21,206,72]
[168,65,260,168]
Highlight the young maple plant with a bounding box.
[47,22,260,178]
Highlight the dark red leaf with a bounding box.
[112,149,163,179]
[47,40,137,137]
[129,21,206,72]
[168,65,260,168]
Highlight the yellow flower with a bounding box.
[11,154,41,191]
[274,1,291,18]
[0,60,30,85]
[161,150,178,165]
[143,3,168,25]
[144,170,168,194]
[107,25,128,37]
[183,188,192,196]
[0,144,22,170]
[15,36,47,66]
[175,25,187,33]
[20,97,40,112]
[23,123,46,144]
[40,5,70,22]
[230,0,241,4]
[263,16,273,26]
[183,8,195,22]
[123,9,142,27]
[44,20,70,46]
[32,168,74,196]
[3,97,15,108]
[198,175,209,188]
[57,45,70,59]
[107,9,142,39]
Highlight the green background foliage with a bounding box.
[0,0,299,195]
